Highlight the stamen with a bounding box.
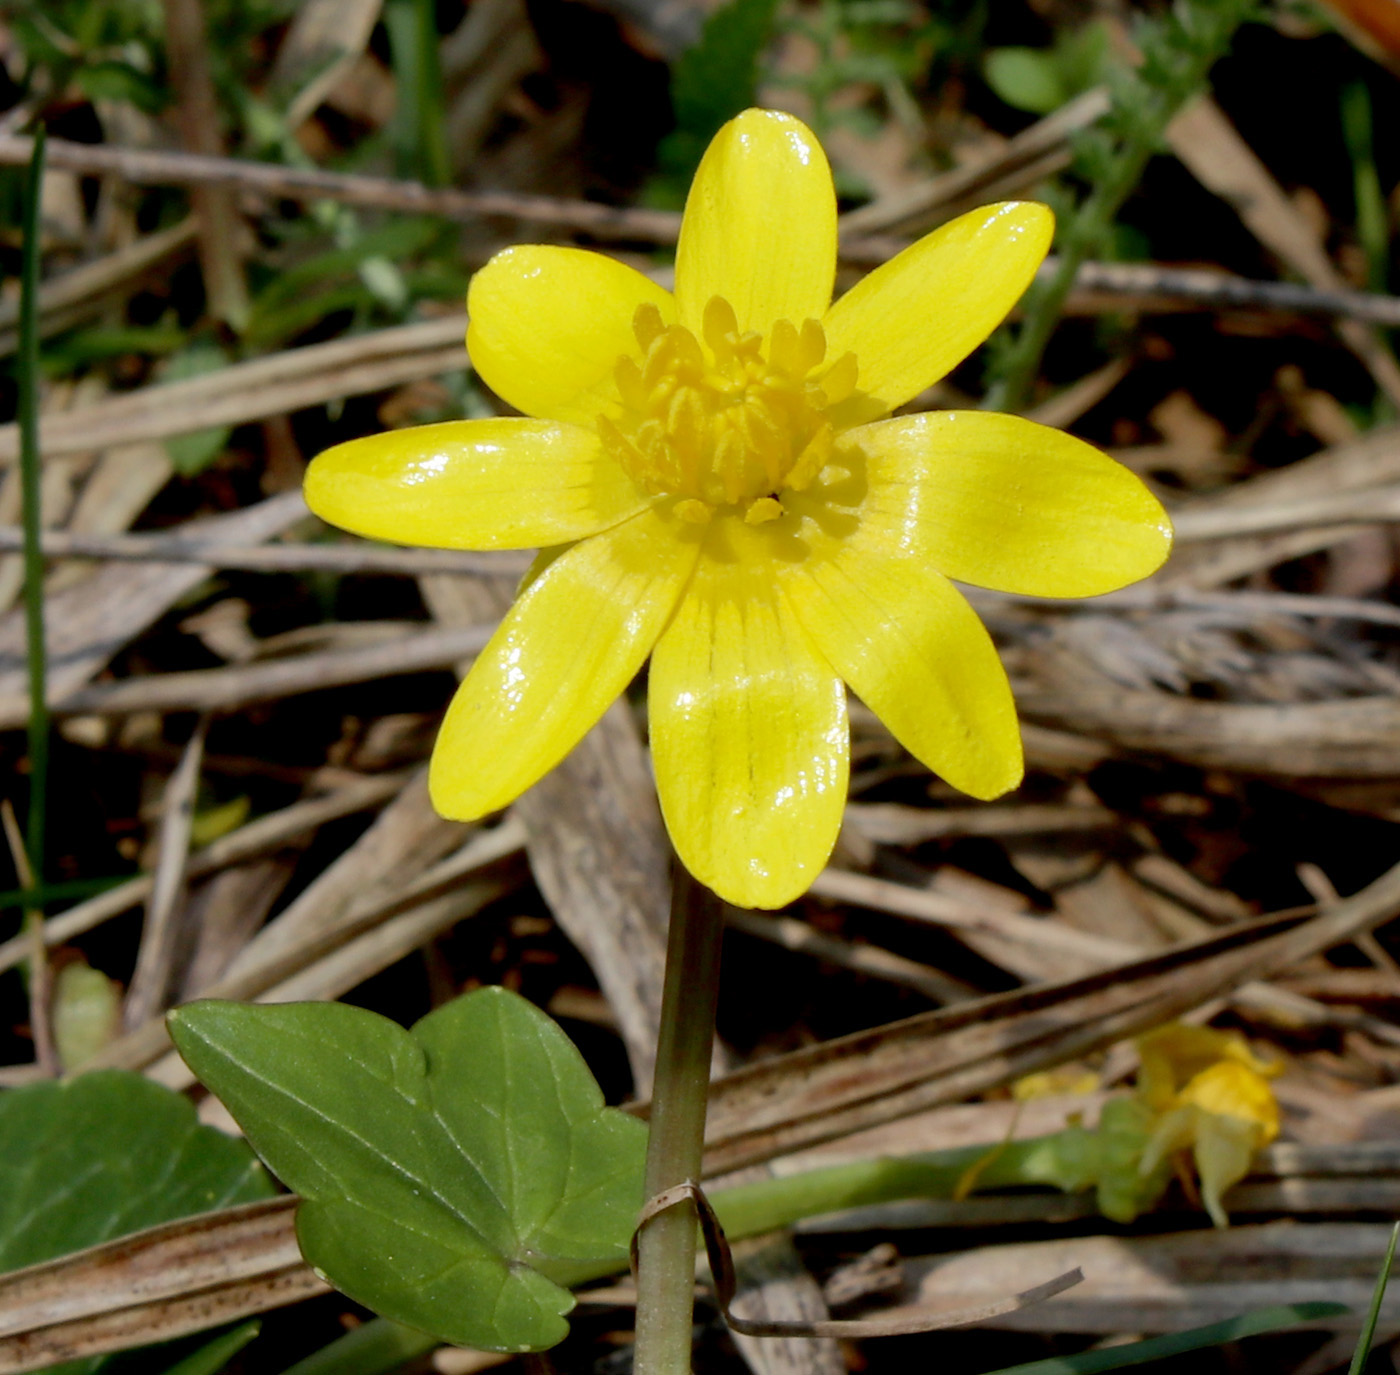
[600,295,863,516]
[745,497,784,525]
[633,302,666,351]
[703,296,740,354]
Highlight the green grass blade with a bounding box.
[276,1320,436,1375]
[0,875,127,912]
[18,122,48,897]
[1349,1222,1399,1375]
[983,1302,1350,1375]
[157,1321,261,1375]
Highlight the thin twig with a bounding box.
[0,621,495,727]
[159,0,249,328]
[0,771,411,979]
[5,135,1399,329]
[0,524,531,577]
[0,800,56,1077]
[0,135,685,243]
[0,220,198,356]
[123,717,208,1030]
[726,908,977,1004]
[0,317,467,465]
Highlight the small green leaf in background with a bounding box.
[653,0,781,202]
[984,21,1109,115]
[51,958,122,1070]
[0,1070,275,1375]
[161,343,234,476]
[168,987,649,1354]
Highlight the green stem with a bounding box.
[985,146,1151,415]
[19,125,48,898]
[984,0,1255,415]
[633,868,725,1375]
[710,1132,1086,1240]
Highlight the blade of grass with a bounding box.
[985,1302,1350,1375]
[383,0,449,188]
[18,122,48,899]
[159,1321,261,1375]
[275,1319,436,1375]
[0,875,128,912]
[1348,1221,1399,1375]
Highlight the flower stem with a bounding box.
[633,867,725,1375]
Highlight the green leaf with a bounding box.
[168,987,649,1354]
[160,344,233,476]
[0,1070,274,1375]
[0,1071,273,1277]
[52,958,122,1071]
[983,47,1068,115]
[656,0,780,188]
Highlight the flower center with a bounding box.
[598,296,858,524]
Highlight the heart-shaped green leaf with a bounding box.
[168,987,647,1354]
[0,1069,275,1375]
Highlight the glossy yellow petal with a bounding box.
[674,109,836,338]
[466,245,675,425]
[429,509,700,819]
[305,419,646,550]
[823,202,1053,418]
[775,453,1022,799]
[649,518,848,910]
[847,412,1171,596]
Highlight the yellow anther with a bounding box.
[797,318,826,372]
[745,497,783,525]
[633,302,666,351]
[601,294,861,517]
[703,296,740,353]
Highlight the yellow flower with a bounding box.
[1135,1024,1281,1227]
[305,108,1171,909]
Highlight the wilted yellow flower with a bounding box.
[306,108,1171,908]
[1135,1024,1281,1227]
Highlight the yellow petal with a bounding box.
[1178,1061,1280,1143]
[674,109,836,338]
[823,202,1053,418]
[466,245,675,425]
[1136,1024,1274,1110]
[429,509,700,819]
[848,412,1172,596]
[305,419,646,550]
[1190,1107,1266,1229]
[776,452,1023,800]
[649,518,848,909]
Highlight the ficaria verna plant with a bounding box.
[305,106,1173,912]
[175,107,1178,1375]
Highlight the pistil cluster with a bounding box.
[598,296,859,524]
